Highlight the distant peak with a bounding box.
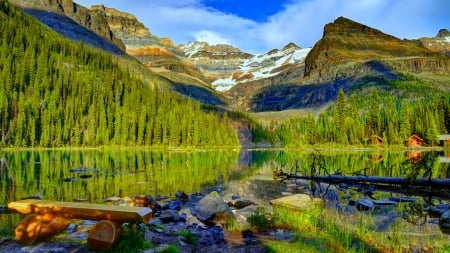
[323,16,396,40]
[282,42,300,51]
[437,29,450,37]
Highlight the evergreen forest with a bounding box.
[0,1,239,148]
[1,1,449,149]
[260,84,450,147]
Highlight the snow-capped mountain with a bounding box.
[181,42,311,92]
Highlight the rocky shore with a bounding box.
[0,189,268,253]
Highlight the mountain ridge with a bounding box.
[7,0,450,113]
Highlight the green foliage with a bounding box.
[247,207,273,232]
[178,230,197,244]
[270,84,449,147]
[0,1,239,148]
[106,223,152,253]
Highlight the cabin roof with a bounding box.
[407,134,423,141]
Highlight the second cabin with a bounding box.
[404,134,423,147]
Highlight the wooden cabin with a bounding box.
[368,135,383,146]
[404,134,423,147]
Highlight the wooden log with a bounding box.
[275,173,450,187]
[88,220,122,251]
[8,199,152,224]
[15,213,71,244]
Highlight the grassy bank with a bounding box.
[247,205,450,253]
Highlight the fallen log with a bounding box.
[275,171,450,188]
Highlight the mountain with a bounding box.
[0,0,239,147]
[92,5,209,87]
[8,1,450,115]
[247,17,450,112]
[9,0,125,54]
[180,41,253,88]
[10,0,228,105]
[304,17,447,83]
[419,29,450,55]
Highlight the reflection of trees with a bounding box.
[0,150,239,205]
[0,157,15,204]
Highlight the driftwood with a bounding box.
[274,170,450,188]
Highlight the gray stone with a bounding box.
[191,191,234,226]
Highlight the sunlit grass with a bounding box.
[248,204,450,253]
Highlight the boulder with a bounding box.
[270,194,319,211]
[191,191,234,226]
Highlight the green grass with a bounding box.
[246,204,450,253]
[105,223,152,253]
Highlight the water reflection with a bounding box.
[1,149,449,230]
[0,150,239,206]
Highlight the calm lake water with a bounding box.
[1,148,449,229]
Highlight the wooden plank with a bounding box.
[8,199,152,224]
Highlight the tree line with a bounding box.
[265,85,450,147]
[0,1,239,148]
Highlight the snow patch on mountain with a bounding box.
[181,41,208,58]
[212,47,311,91]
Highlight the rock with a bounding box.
[191,191,234,226]
[429,205,450,218]
[356,199,374,211]
[439,210,450,234]
[228,199,255,209]
[270,194,318,211]
[163,199,182,211]
[159,210,180,223]
[175,191,189,201]
[223,194,256,209]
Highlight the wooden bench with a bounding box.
[7,199,152,250]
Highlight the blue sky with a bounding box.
[74,0,449,53]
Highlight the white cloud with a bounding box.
[194,30,230,45]
[75,0,449,53]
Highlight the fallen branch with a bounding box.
[274,170,450,188]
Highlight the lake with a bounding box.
[1,148,449,230]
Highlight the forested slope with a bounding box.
[0,1,239,148]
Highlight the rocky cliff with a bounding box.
[10,0,125,52]
[419,29,450,55]
[93,5,208,85]
[303,17,444,83]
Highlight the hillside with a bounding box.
[0,0,239,148]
